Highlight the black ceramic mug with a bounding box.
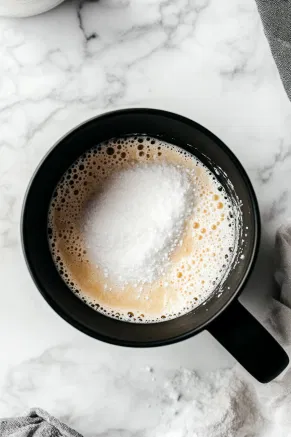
[21,108,289,383]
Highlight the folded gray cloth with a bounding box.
[266,223,291,345]
[275,223,291,308]
[0,409,83,437]
[255,0,291,100]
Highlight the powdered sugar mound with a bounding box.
[82,163,195,285]
[157,368,266,437]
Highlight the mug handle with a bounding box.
[208,299,289,383]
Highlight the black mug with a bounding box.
[21,108,289,383]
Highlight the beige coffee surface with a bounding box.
[48,137,238,323]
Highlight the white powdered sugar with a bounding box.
[82,164,195,285]
[153,368,266,437]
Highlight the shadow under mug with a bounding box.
[21,108,289,383]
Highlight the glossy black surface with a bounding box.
[209,300,289,383]
[21,109,288,381]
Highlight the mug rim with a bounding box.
[21,108,261,346]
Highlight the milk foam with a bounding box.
[48,136,240,323]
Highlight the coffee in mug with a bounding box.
[48,136,239,323]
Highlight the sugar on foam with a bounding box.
[48,136,239,323]
[82,164,196,286]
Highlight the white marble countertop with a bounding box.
[1,0,291,435]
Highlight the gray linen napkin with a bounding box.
[255,0,291,100]
[275,223,291,308]
[0,409,83,437]
[266,223,291,346]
